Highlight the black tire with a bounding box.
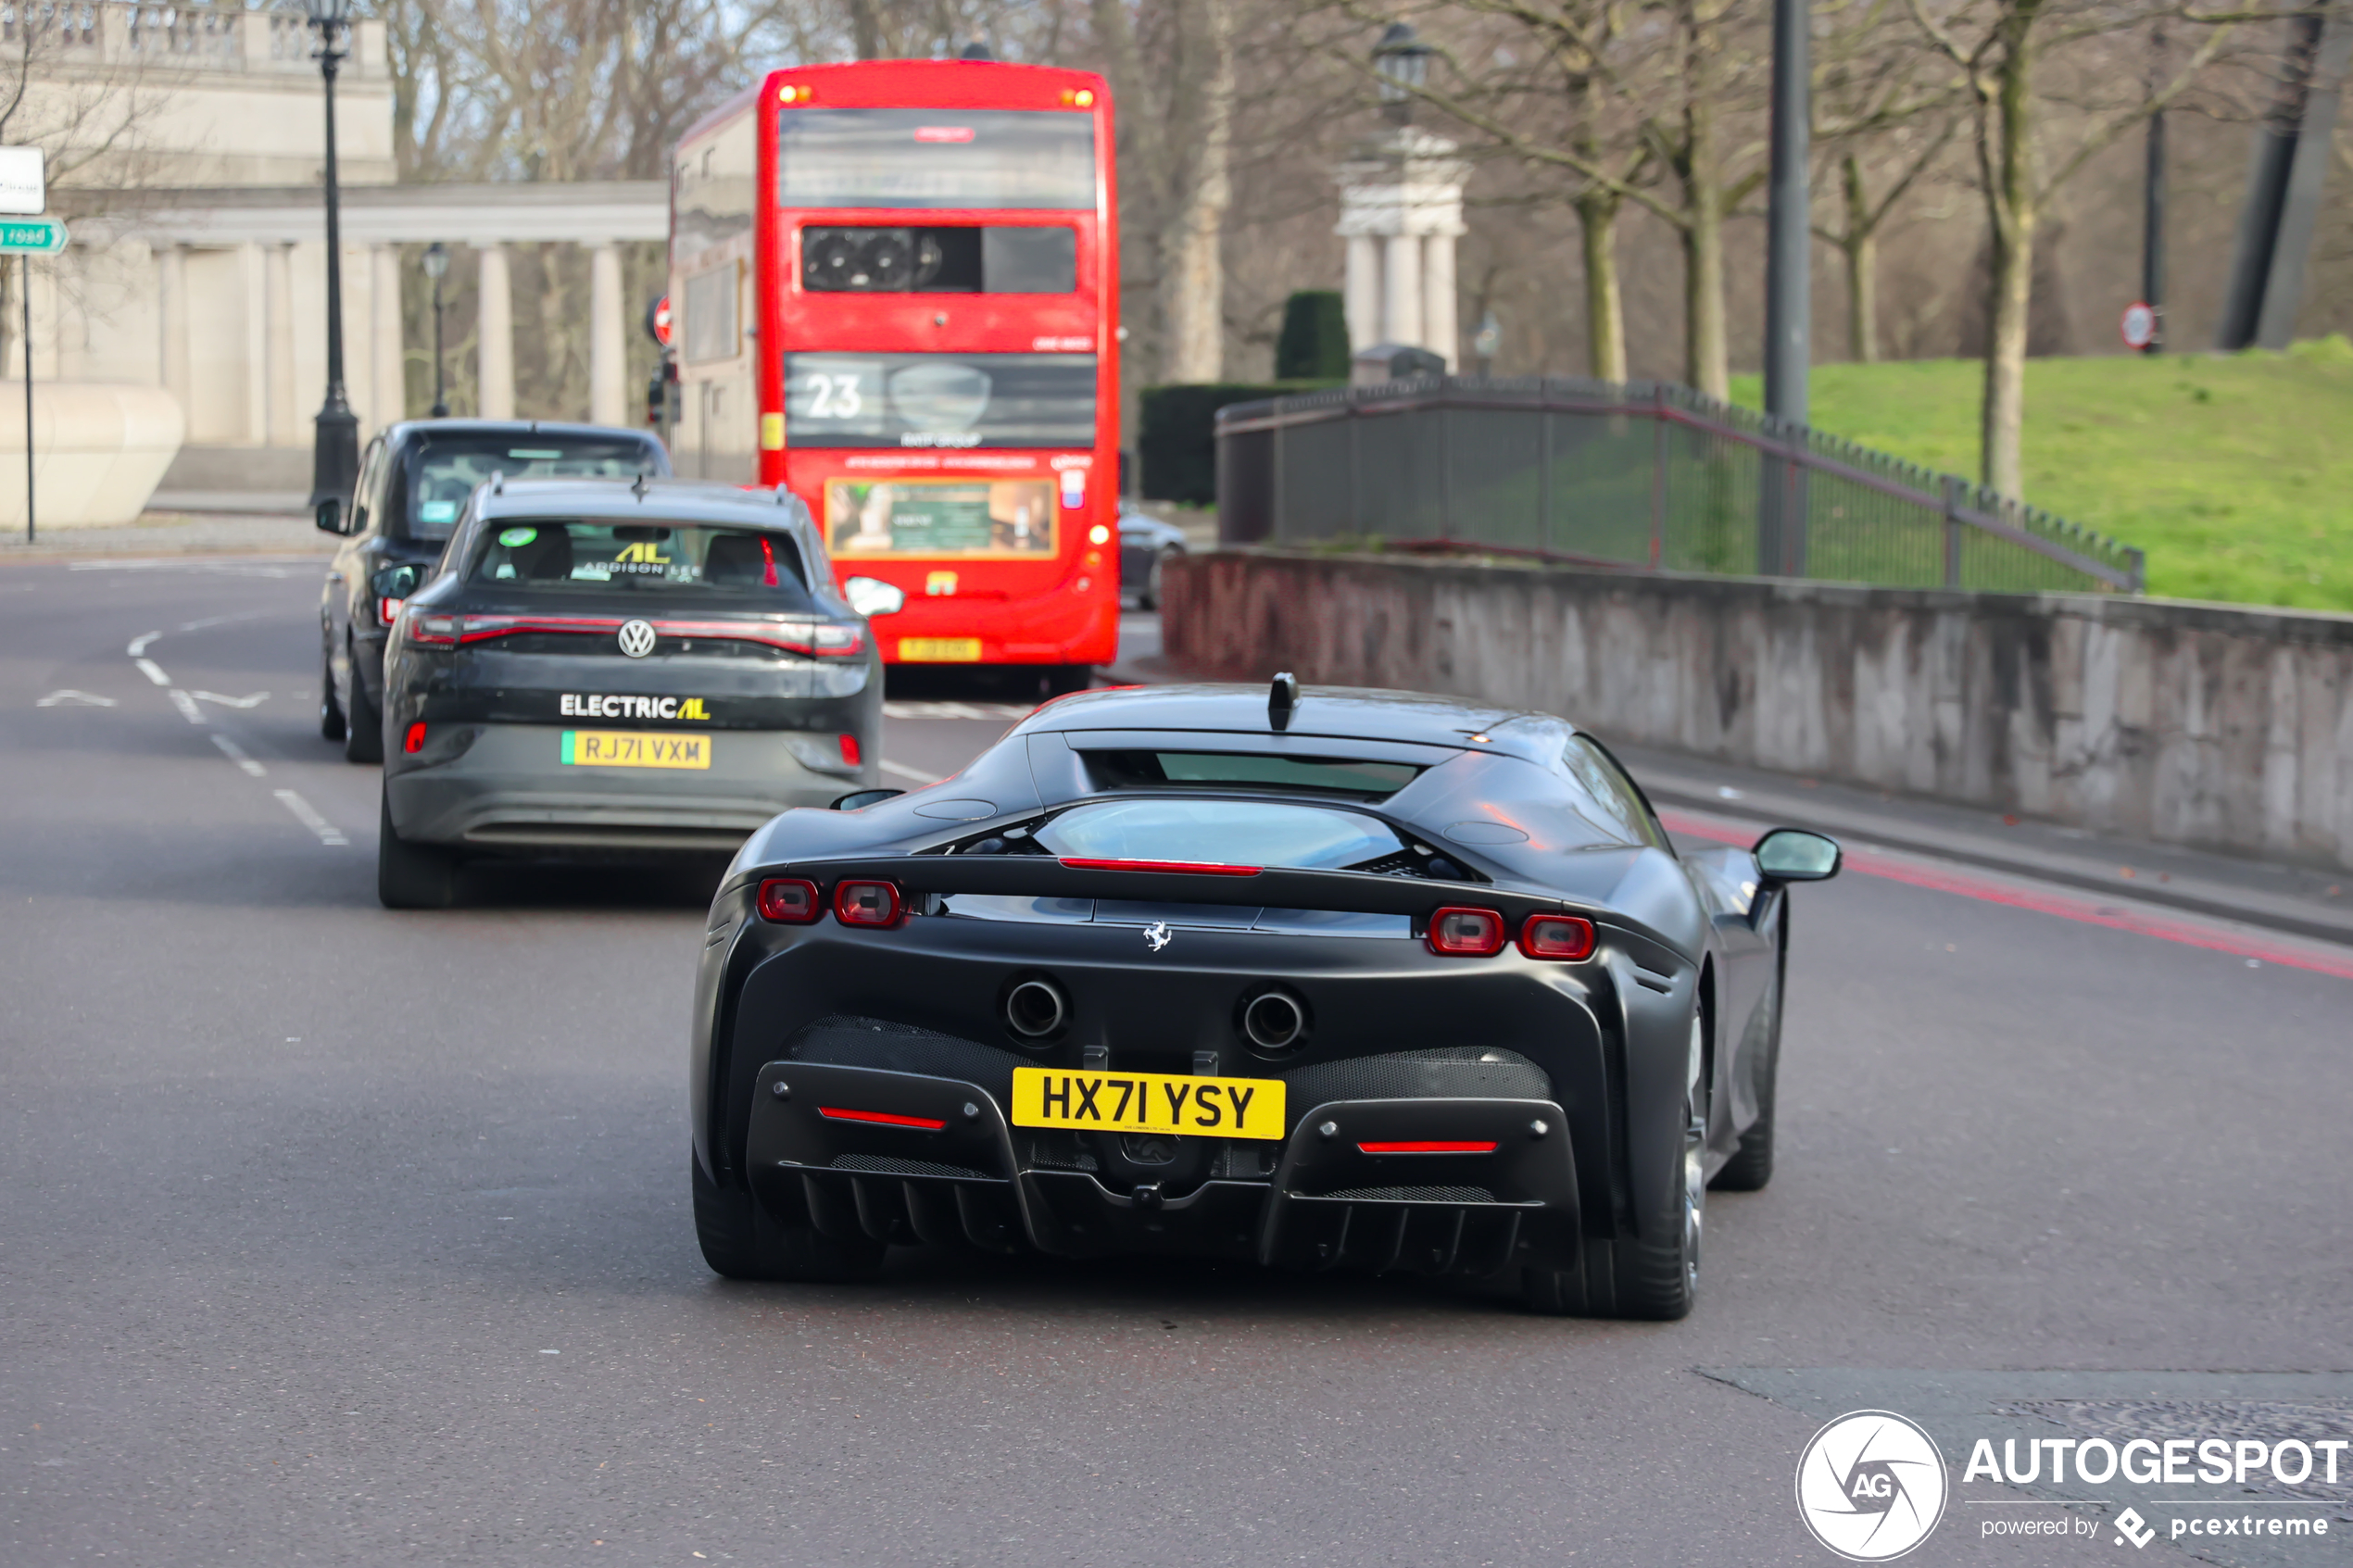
[343,640,384,763]
[1711,942,1782,1192]
[1140,546,1178,610]
[1525,1010,1705,1320]
[319,651,346,741]
[692,1156,887,1283]
[376,789,457,909]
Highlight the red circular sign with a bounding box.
[647,295,673,348]
[2120,301,2156,350]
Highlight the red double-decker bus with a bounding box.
[668,59,1118,684]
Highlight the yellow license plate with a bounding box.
[1011,1067,1287,1140]
[898,637,984,662]
[560,730,711,769]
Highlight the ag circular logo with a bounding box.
[1795,1410,1948,1562]
[617,618,658,659]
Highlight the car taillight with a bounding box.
[379,596,404,626]
[812,622,863,656]
[1358,1140,1501,1154]
[1518,914,1597,961]
[1057,858,1262,876]
[408,611,459,646]
[404,721,427,754]
[837,733,862,767]
[1427,906,1505,956]
[755,878,822,923]
[834,879,902,927]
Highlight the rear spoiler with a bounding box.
[727,854,1593,929]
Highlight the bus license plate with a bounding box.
[1011,1066,1287,1140]
[898,637,983,662]
[560,730,711,770]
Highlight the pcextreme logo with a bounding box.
[1796,1410,1950,1562]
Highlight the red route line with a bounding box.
[1657,807,2353,983]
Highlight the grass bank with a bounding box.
[1730,339,2353,610]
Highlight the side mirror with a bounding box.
[842,575,906,617]
[314,497,346,535]
[371,563,422,599]
[829,788,905,811]
[1753,828,1842,883]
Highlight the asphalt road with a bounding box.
[5,558,2350,1567]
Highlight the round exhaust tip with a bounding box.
[1004,977,1068,1039]
[1242,990,1306,1052]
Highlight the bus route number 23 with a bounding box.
[803,373,865,419]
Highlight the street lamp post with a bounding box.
[306,0,359,508]
[1371,22,1433,126]
[422,242,449,417]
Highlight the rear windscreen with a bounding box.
[786,352,1095,448]
[779,108,1096,210]
[1035,799,1406,872]
[1084,751,1423,799]
[409,436,655,539]
[469,521,813,604]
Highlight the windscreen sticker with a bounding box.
[421,500,460,523]
[560,694,710,721]
[497,525,537,547]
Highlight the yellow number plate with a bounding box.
[1011,1067,1287,1141]
[898,637,984,662]
[560,730,711,769]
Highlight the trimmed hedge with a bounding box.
[1276,291,1351,381]
[1139,380,1338,505]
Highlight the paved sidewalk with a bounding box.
[0,512,333,562]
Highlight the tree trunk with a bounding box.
[1841,155,1881,362]
[1978,1,2041,496]
[846,0,885,59]
[1161,0,1232,383]
[1576,191,1627,383]
[1679,1,1730,399]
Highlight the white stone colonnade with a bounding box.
[95,181,666,457]
[1335,127,1468,369]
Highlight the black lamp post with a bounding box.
[306,0,360,508]
[422,242,449,416]
[1372,22,1433,127]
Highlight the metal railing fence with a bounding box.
[1214,376,2145,594]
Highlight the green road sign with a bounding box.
[0,219,67,255]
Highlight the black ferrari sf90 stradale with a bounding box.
[688,679,1841,1319]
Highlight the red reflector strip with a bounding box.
[1057,858,1263,876]
[816,1107,947,1131]
[1356,1140,1500,1155]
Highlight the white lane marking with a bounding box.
[126,631,161,657]
[37,689,117,708]
[879,759,942,784]
[193,690,270,709]
[133,658,171,686]
[210,733,266,777]
[167,689,207,725]
[882,700,1033,720]
[176,610,271,634]
[273,789,348,847]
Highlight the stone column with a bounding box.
[265,243,298,445]
[588,242,625,426]
[157,245,190,411]
[476,243,514,420]
[1381,232,1421,349]
[1342,235,1381,353]
[1421,232,1458,371]
[239,241,269,445]
[371,244,404,430]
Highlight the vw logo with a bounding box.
[616,619,658,659]
[1142,921,1172,953]
[1794,1410,1948,1561]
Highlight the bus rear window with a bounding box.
[470,522,813,605]
[779,108,1096,210]
[786,352,1094,448]
[1085,751,1423,799]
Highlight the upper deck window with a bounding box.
[778,108,1096,210]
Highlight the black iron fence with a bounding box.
[1214,376,2145,594]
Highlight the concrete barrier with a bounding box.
[0,382,186,528]
[1161,549,2353,873]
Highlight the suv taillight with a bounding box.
[407,610,459,646]
[1427,906,1505,956]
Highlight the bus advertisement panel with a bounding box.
[669,60,1119,680]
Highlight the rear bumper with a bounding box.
[872,586,1118,667]
[385,724,873,850]
[741,1060,1581,1276]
